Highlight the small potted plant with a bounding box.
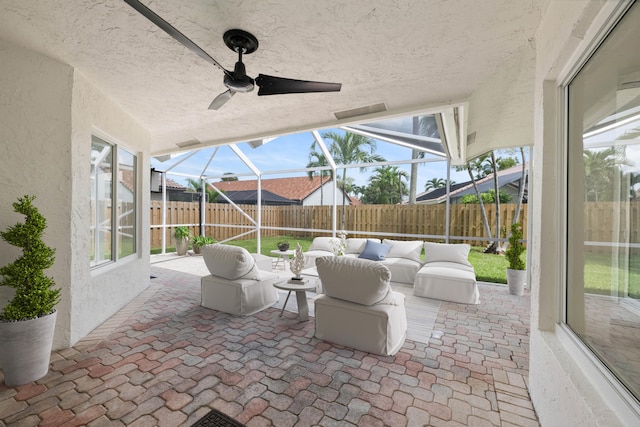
[192,235,216,254]
[277,240,290,251]
[505,222,526,295]
[0,195,61,386]
[174,226,190,256]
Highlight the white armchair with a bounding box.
[314,256,407,356]
[200,244,279,315]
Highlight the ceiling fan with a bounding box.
[124,0,342,110]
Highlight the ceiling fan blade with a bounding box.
[255,74,342,96]
[209,90,235,110]
[124,0,229,75]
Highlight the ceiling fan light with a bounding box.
[224,73,254,93]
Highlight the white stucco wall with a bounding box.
[0,39,151,349]
[530,1,640,425]
[0,39,74,348]
[70,71,151,346]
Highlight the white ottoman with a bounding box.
[414,261,480,304]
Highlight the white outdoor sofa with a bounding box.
[303,237,422,285]
[304,237,480,305]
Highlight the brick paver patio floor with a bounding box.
[0,257,539,426]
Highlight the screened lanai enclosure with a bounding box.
[149,109,530,254]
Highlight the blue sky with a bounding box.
[151,127,527,195]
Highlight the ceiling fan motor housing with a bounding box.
[224,61,254,92]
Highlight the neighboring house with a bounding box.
[149,175,194,202]
[211,176,352,206]
[415,163,528,205]
[118,169,135,203]
[215,189,297,206]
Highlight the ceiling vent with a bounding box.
[334,102,387,120]
[466,131,477,145]
[176,139,201,149]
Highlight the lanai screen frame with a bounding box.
[152,105,511,254]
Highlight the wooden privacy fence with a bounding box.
[150,201,529,248]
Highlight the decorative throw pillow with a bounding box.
[358,240,392,261]
[308,236,339,252]
[202,244,262,280]
[423,242,472,267]
[382,239,423,263]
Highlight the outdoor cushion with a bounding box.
[202,244,261,281]
[414,261,479,304]
[345,238,377,254]
[308,236,339,252]
[251,253,273,271]
[358,240,392,261]
[382,257,422,285]
[423,242,472,267]
[316,256,391,306]
[382,239,423,263]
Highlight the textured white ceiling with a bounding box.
[0,0,544,155]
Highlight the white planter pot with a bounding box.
[176,238,189,256]
[506,269,526,296]
[0,310,57,386]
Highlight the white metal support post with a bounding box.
[161,172,167,254]
[312,130,337,235]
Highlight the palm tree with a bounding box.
[363,166,409,204]
[489,152,501,253]
[512,148,527,226]
[500,147,528,253]
[306,147,332,205]
[455,156,494,250]
[583,147,629,201]
[407,115,439,203]
[220,172,238,182]
[186,178,220,202]
[424,178,446,192]
[321,131,385,228]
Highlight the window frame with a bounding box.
[90,132,138,269]
[560,0,640,416]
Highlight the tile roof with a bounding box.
[218,190,298,205]
[163,178,187,191]
[119,169,135,193]
[211,176,332,202]
[416,163,528,203]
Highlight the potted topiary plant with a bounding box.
[174,226,190,256]
[192,235,216,254]
[0,195,61,386]
[505,222,526,295]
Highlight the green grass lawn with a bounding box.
[584,252,640,298]
[468,246,512,284]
